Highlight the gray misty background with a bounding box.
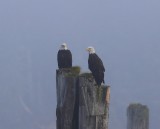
[0,0,160,129]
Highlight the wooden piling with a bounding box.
[127,103,149,129]
[56,68,80,129]
[79,73,110,129]
[56,68,110,129]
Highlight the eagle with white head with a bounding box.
[86,46,105,86]
[57,43,72,68]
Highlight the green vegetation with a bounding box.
[96,86,101,101]
[64,66,81,77]
[96,86,107,102]
[102,86,107,101]
[70,66,81,74]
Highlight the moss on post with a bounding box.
[59,66,81,77]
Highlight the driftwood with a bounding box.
[56,68,110,129]
[127,103,149,129]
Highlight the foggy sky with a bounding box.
[0,0,160,129]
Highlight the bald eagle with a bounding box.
[86,47,105,86]
[57,43,72,69]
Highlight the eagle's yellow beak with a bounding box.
[86,48,89,51]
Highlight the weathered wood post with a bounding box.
[127,103,149,129]
[56,67,80,129]
[56,67,110,129]
[79,73,110,129]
